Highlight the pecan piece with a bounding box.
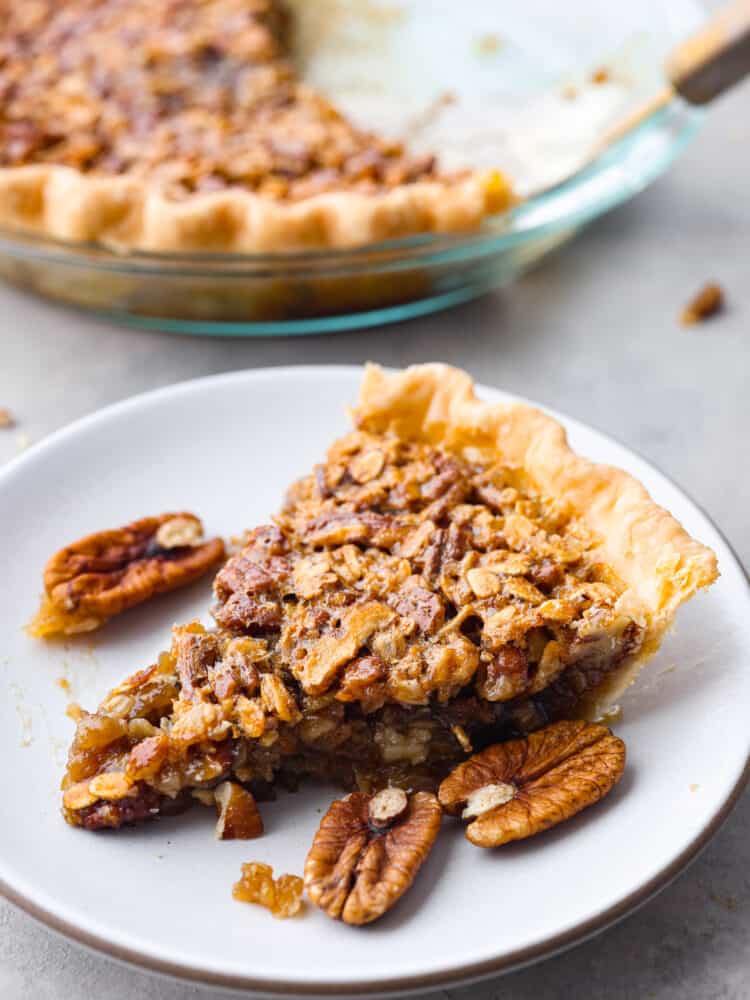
[681,282,724,326]
[391,584,445,635]
[233,863,304,919]
[476,646,529,702]
[304,790,441,925]
[438,720,625,847]
[214,781,264,840]
[27,513,224,637]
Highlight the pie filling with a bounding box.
[0,0,461,201]
[62,428,645,829]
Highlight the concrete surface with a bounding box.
[1,73,749,1000]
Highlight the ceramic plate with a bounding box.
[1,366,747,997]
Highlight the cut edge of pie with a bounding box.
[0,165,512,254]
[355,362,719,717]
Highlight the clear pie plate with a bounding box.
[1,366,748,997]
[0,0,704,336]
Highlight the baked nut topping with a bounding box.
[438,720,626,847]
[0,0,442,200]
[210,426,647,722]
[214,781,264,840]
[27,513,224,637]
[304,790,441,925]
[233,862,304,919]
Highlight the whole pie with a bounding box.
[60,363,717,830]
[0,1,513,253]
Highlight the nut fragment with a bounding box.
[466,567,501,598]
[350,449,385,483]
[368,787,408,829]
[0,407,15,428]
[126,732,169,781]
[27,513,225,637]
[438,720,625,847]
[304,790,441,925]
[462,782,515,819]
[681,282,724,326]
[88,772,135,801]
[214,781,264,840]
[233,862,304,919]
[155,515,204,549]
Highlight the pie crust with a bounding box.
[0,165,511,253]
[355,363,719,715]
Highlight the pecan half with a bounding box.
[304,789,441,925]
[27,513,225,637]
[438,720,625,847]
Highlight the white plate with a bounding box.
[1,366,747,998]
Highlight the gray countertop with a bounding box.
[1,77,749,1000]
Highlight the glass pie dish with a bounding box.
[0,0,704,336]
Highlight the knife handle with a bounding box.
[666,0,750,104]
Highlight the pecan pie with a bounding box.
[0,1,513,253]
[60,364,717,833]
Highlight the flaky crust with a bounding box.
[355,364,719,717]
[0,165,512,254]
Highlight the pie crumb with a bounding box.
[477,34,503,55]
[66,702,84,723]
[689,783,700,793]
[591,66,611,85]
[709,891,738,912]
[0,407,14,428]
[681,282,725,326]
[233,862,304,919]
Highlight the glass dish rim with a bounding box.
[0,103,703,279]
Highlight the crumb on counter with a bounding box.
[681,282,725,326]
[477,33,502,56]
[709,891,739,912]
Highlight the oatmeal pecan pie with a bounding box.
[60,364,717,831]
[0,1,513,252]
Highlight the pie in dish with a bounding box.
[0,1,513,253]
[60,364,717,830]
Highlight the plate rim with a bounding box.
[2,364,748,997]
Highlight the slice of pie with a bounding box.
[0,1,513,253]
[61,364,717,830]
